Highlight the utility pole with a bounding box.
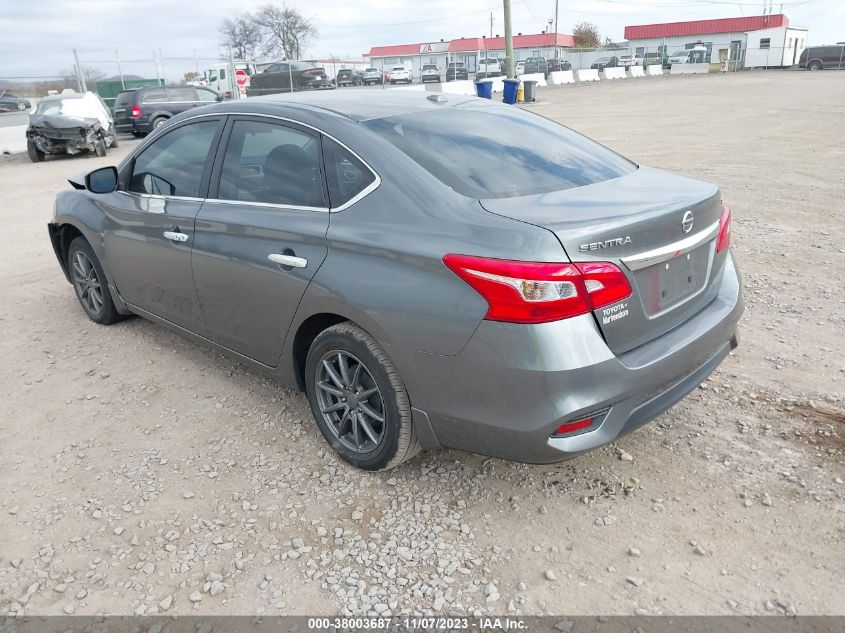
[73,48,87,92]
[490,12,494,39]
[503,0,514,78]
[554,0,559,59]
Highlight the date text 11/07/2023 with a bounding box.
[306,617,528,630]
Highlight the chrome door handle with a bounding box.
[268,253,307,268]
[163,230,189,242]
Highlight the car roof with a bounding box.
[40,92,85,102]
[205,90,478,122]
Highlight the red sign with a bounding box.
[235,69,249,86]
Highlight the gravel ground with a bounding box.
[1,70,843,618]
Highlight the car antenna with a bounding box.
[426,94,448,104]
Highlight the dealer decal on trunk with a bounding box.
[602,301,629,324]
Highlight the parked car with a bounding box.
[27,91,117,162]
[591,56,619,70]
[477,57,502,78]
[388,66,412,85]
[48,91,742,471]
[445,62,468,81]
[515,61,526,76]
[799,45,845,70]
[643,52,669,68]
[546,59,572,72]
[247,61,333,96]
[0,90,31,112]
[362,67,384,85]
[421,64,441,83]
[524,57,548,76]
[113,85,223,137]
[617,54,642,69]
[335,69,359,87]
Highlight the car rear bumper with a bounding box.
[385,252,743,464]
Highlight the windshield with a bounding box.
[392,67,405,71]
[672,51,687,57]
[363,102,635,199]
[35,98,80,115]
[365,68,378,72]
[423,65,437,70]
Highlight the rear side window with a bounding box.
[141,88,167,103]
[168,87,196,101]
[218,119,326,208]
[363,103,635,199]
[128,120,220,197]
[322,137,376,208]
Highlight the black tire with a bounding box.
[94,137,107,157]
[305,322,420,471]
[808,60,822,71]
[67,237,122,325]
[132,130,143,138]
[151,116,168,130]
[27,141,45,163]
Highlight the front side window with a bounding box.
[218,119,325,208]
[196,88,218,102]
[363,102,635,199]
[322,137,376,208]
[760,38,771,49]
[127,120,220,197]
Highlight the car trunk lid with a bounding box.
[479,166,727,354]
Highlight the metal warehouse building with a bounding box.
[366,32,575,76]
[624,14,808,69]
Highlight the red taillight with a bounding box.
[442,254,632,324]
[717,204,731,253]
[302,69,321,77]
[130,105,141,118]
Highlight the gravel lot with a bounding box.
[1,71,843,618]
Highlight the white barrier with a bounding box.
[438,80,476,96]
[576,69,600,82]
[670,63,710,75]
[480,76,505,93]
[0,125,27,154]
[520,72,547,87]
[602,67,627,80]
[549,70,575,85]
[646,64,664,76]
[629,65,646,78]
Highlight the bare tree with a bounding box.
[219,12,263,60]
[58,65,107,92]
[183,71,200,84]
[572,22,601,48]
[254,3,317,60]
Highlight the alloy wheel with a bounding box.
[71,251,104,316]
[315,350,386,454]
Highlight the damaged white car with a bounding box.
[27,90,118,163]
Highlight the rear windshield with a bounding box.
[363,102,635,199]
[114,91,137,106]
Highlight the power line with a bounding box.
[323,5,501,29]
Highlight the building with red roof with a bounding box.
[366,32,575,78]
[623,14,808,69]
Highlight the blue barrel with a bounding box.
[475,81,493,99]
[502,78,520,104]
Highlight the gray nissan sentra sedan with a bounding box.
[48,91,743,470]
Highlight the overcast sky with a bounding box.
[2,0,841,80]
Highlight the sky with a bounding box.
[1,0,842,81]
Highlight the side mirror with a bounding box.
[216,93,225,101]
[85,166,118,193]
